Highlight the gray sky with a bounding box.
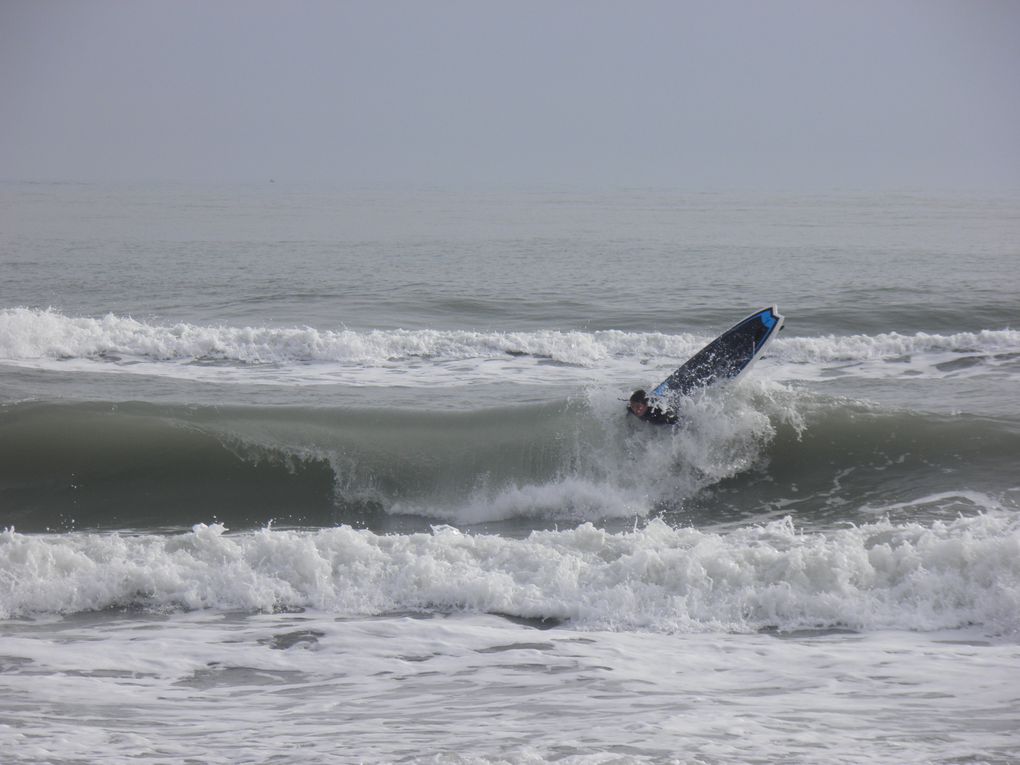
[1,0,1017,189]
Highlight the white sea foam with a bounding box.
[774,329,1020,383]
[3,307,1017,388]
[3,512,1018,634]
[3,609,1018,764]
[0,307,659,365]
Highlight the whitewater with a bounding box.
[2,183,1019,763]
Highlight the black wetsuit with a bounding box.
[627,404,678,426]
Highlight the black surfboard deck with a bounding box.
[651,306,784,400]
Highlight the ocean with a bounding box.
[1,182,1019,764]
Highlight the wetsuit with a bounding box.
[626,404,678,426]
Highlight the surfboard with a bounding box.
[650,306,784,400]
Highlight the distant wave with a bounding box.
[2,514,1018,634]
[2,308,1018,387]
[785,329,1019,359]
[0,307,667,365]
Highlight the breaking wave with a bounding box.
[2,514,1018,635]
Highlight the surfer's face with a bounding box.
[629,401,648,416]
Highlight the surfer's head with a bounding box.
[628,389,649,416]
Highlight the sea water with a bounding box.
[1,183,1019,764]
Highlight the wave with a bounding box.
[2,514,1018,635]
[2,307,1018,387]
[3,391,1018,532]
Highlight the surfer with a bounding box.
[625,307,784,427]
[626,389,677,426]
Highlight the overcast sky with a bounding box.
[1,0,1017,189]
